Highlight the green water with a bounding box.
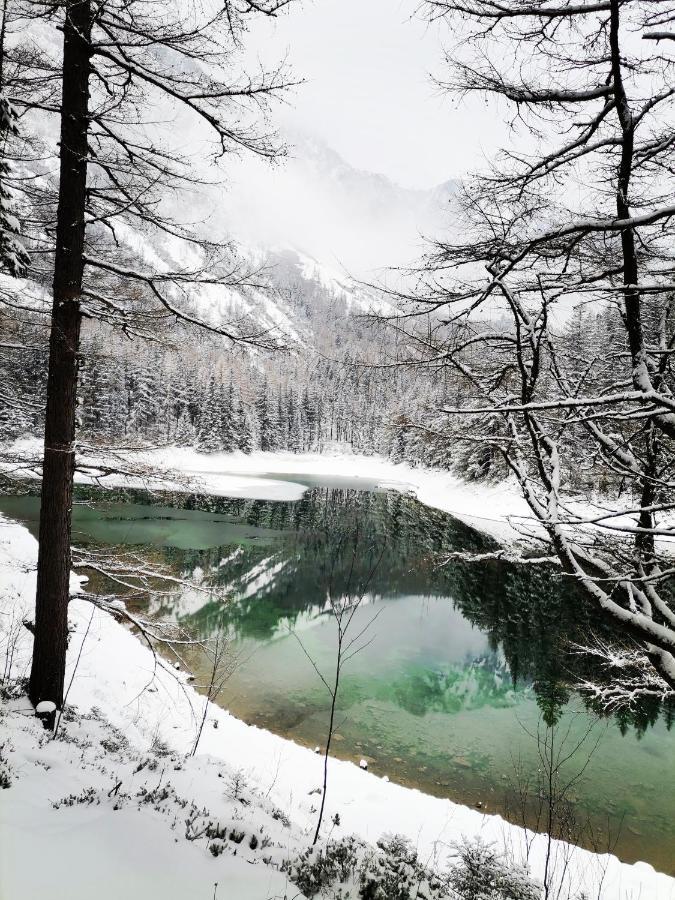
[2,485,674,874]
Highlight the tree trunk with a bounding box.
[28,0,92,712]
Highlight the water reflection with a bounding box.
[130,487,666,731]
[1,484,675,871]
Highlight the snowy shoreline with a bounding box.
[10,440,672,554]
[153,447,534,544]
[1,466,675,897]
[4,440,535,544]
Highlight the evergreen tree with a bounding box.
[389,419,409,464]
[0,96,28,277]
[175,408,197,446]
[237,402,254,454]
[256,377,276,452]
[220,380,239,453]
[197,375,222,452]
[288,391,301,453]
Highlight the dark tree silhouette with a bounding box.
[24,0,295,712]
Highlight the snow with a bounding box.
[35,700,56,715]
[29,440,675,554]
[4,439,532,543]
[2,514,674,899]
[149,448,536,544]
[2,761,293,900]
[13,439,670,552]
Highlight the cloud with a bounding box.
[220,131,456,279]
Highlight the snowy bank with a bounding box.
[1,515,673,900]
[152,447,533,544]
[11,440,670,551]
[4,439,534,543]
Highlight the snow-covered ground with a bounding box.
[10,440,672,554]
[156,448,534,544]
[2,515,674,899]
[4,439,534,543]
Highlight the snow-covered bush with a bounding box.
[286,834,543,900]
[359,834,448,900]
[448,839,540,900]
[271,805,291,828]
[52,786,100,809]
[286,834,446,900]
[0,742,12,789]
[285,837,359,898]
[0,675,25,702]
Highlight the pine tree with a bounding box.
[27,0,293,713]
[197,375,222,453]
[288,391,301,453]
[0,96,28,277]
[301,388,314,450]
[390,420,408,464]
[175,408,197,446]
[256,377,275,452]
[277,393,286,449]
[237,402,254,454]
[220,380,239,452]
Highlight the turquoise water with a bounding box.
[2,485,674,873]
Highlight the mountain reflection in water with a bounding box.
[1,484,674,873]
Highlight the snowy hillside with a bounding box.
[9,9,454,347]
[112,131,453,343]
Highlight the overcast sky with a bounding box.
[251,0,502,189]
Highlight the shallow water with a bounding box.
[3,484,674,873]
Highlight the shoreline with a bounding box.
[1,489,674,897]
[4,440,535,544]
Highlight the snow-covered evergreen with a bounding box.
[0,95,28,278]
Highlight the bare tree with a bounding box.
[70,544,223,719]
[505,714,611,900]
[376,0,675,706]
[289,511,385,846]
[191,627,235,756]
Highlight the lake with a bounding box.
[2,480,674,874]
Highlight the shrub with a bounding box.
[0,743,12,789]
[285,837,359,898]
[359,835,448,900]
[448,839,540,900]
[285,834,541,900]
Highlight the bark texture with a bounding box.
[29,0,92,711]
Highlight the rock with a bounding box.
[314,746,321,754]
[35,701,57,716]
[359,759,368,770]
